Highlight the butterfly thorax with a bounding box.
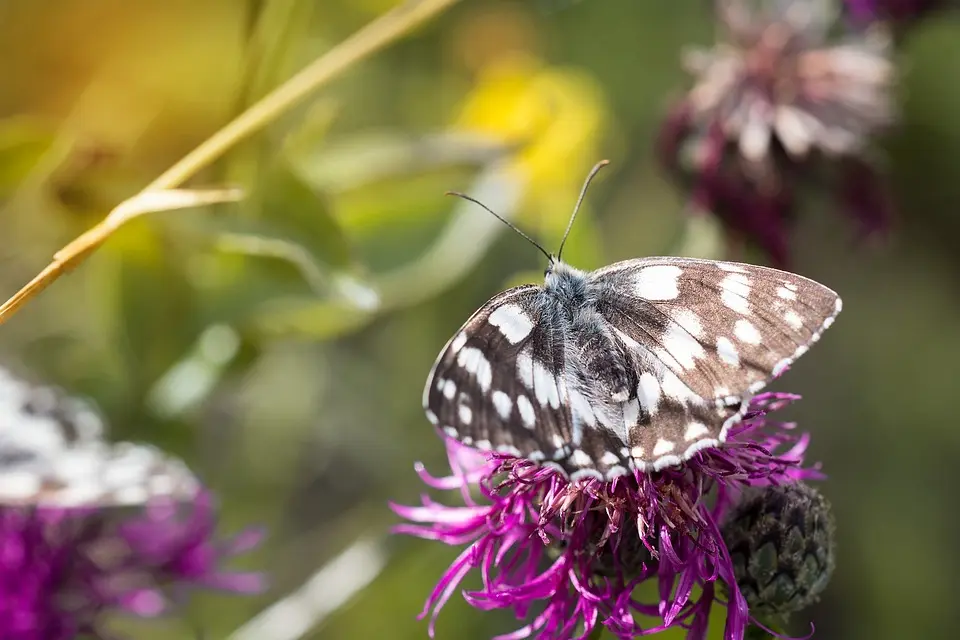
[543,260,636,405]
[543,260,588,314]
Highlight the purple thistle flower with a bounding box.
[0,490,266,638]
[392,392,825,640]
[657,0,896,266]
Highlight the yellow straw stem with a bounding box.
[0,0,461,325]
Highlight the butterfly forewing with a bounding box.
[591,257,840,404]
[586,257,839,470]
[424,286,580,463]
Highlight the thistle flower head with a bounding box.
[721,482,836,618]
[0,491,265,638]
[657,0,897,266]
[0,365,267,637]
[393,393,826,640]
[684,0,894,166]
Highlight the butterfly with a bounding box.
[0,366,199,507]
[423,161,841,481]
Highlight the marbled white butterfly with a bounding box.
[424,161,840,481]
[0,366,198,507]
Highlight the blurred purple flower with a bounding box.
[392,393,824,640]
[0,490,265,639]
[845,0,949,25]
[658,0,895,266]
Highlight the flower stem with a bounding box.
[0,0,461,326]
[145,0,461,191]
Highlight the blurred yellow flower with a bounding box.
[451,54,609,233]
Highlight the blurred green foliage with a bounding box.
[1,1,959,639]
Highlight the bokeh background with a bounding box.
[1,1,959,638]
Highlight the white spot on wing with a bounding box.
[652,439,676,456]
[718,262,747,273]
[458,405,473,424]
[517,348,534,388]
[442,426,458,438]
[487,304,535,344]
[783,309,803,330]
[442,379,457,400]
[568,387,597,427]
[532,361,560,409]
[777,286,797,301]
[630,445,645,459]
[569,449,593,467]
[492,391,513,420]
[600,451,620,466]
[623,398,640,426]
[772,358,791,377]
[663,324,706,369]
[451,332,467,353]
[634,265,682,301]
[716,336,740,367]
[661,370,698,404]
[720,273,751,314]
[637,373,662,415]
[684,422,710,441]
[516,395,536,429]
[457,347,493,392]
[672,309,704,339]
[734,319,762,345]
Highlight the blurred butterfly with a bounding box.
[424,161,841,481]
[0,366,199,507]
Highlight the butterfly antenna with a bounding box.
[445,191,553,262]
[557,159,610,261]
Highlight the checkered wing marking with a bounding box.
[588,257,841,469]
[0,367,199,507]
[423,286,584,466]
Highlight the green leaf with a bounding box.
[171,163,378,336]
[295,130,513,194]
[281,98,340,162]
[249,297,375,339]
[259,159,354,269]
[241,0,316,105]
[97,218,202,406]
[0,117,58,195]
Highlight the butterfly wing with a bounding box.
[588,257,841,470]
[0,367,199,507]
[424,285,611,474]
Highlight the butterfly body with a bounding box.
[424,255,840,481]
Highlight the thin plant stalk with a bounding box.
[0,0,461,326]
